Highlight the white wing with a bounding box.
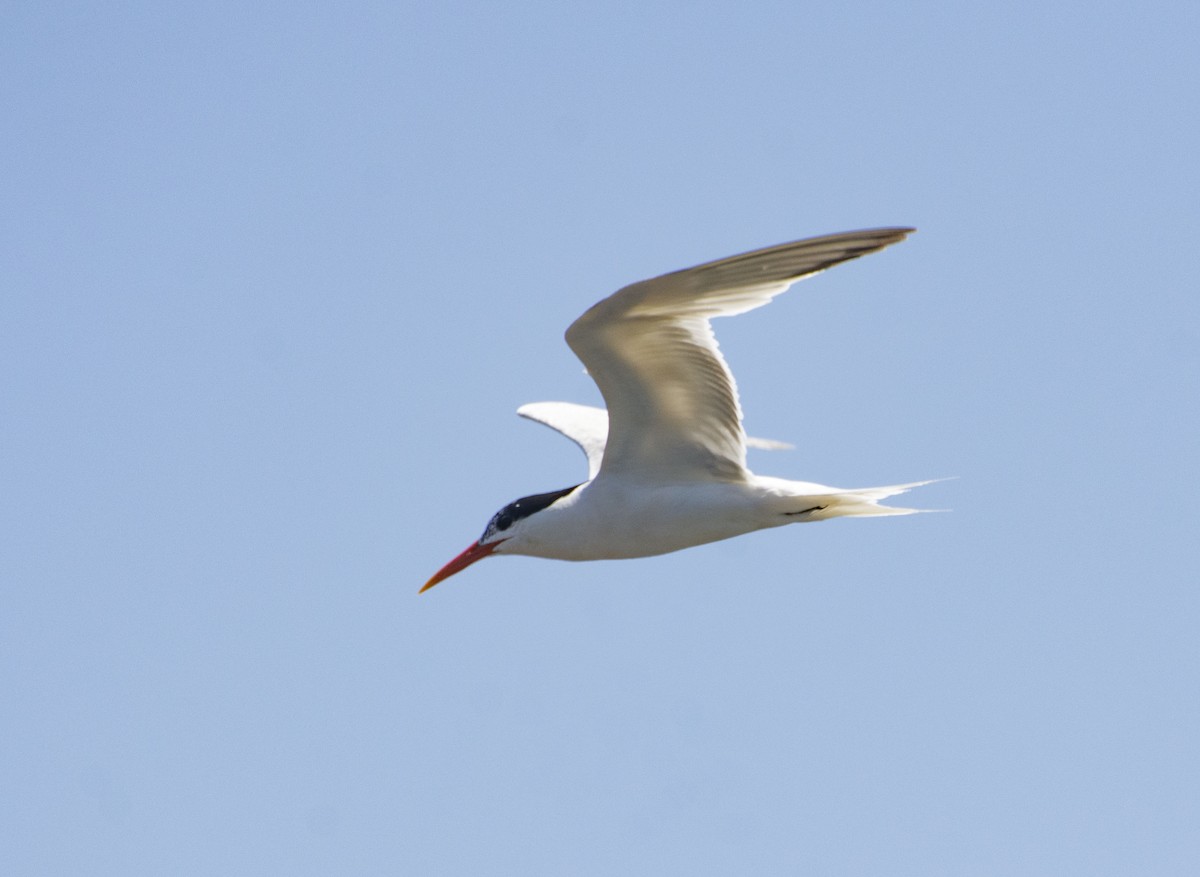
[517,400,793,481]
[564,228,914,483]
[517,402,608,480]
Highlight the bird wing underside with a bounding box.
[519,401,794,481]
[517,401,608,480]
[564,228,913,483]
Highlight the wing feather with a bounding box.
[518,401,794,480]
[565,228,914,482]
[517,402,607,479]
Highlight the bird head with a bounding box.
[420,484,580,592]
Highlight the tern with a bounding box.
[422,227,932,592]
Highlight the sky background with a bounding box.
[3,1,1199,874]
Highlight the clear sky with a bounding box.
[3,1,1198,874]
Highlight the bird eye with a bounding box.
[496,513,514,532]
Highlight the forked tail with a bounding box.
[779,479,944,521]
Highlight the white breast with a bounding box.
[504,478,778,561]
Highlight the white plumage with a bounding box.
[422,228,933,591]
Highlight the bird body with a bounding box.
[422,227,932,592]
[477,472,929,563]
[485,477,766,562]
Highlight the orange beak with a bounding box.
[420,540,503,593]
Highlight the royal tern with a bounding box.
[422,227,931,592]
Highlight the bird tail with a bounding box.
[777,479,946,520]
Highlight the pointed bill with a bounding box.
[420,540,502,593]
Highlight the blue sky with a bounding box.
[3,1,1198,874]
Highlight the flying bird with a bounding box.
[422,227,932,592]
